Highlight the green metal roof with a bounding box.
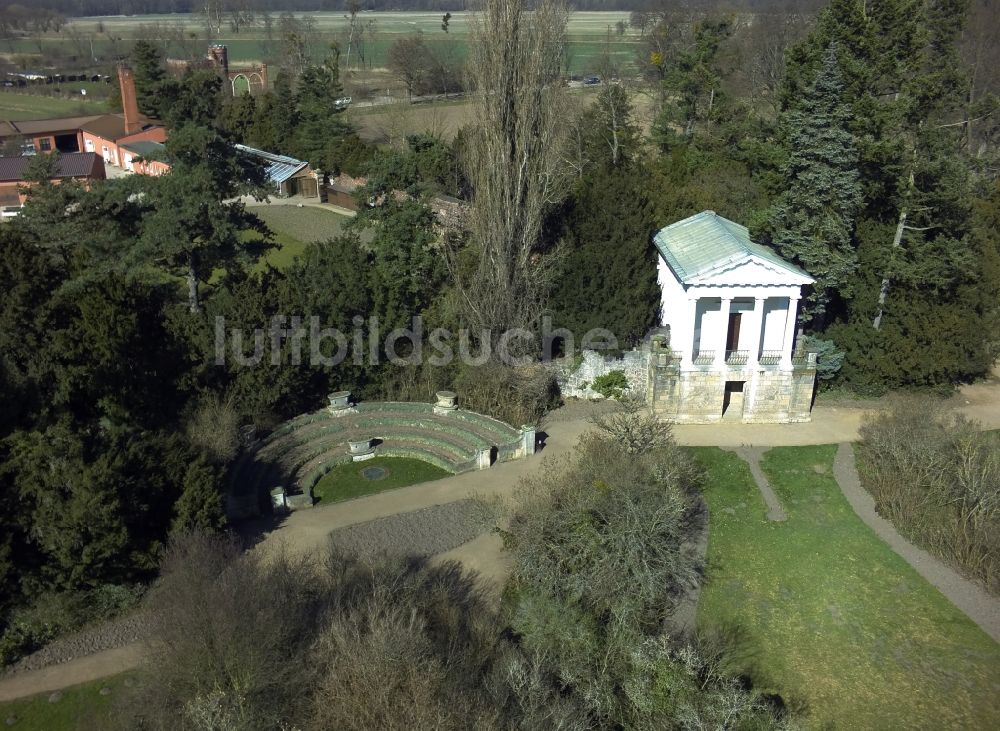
[653,211,813,283]
[120,140,165,156]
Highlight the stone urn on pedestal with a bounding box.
[348,437,376,462]
[434,390,458,415]
[327,391,353,415]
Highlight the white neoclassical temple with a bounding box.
[648,211,818,423]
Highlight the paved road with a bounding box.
[3,378,998,702]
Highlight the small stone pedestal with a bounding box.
[476,448,492,470]
[270,486,288,514]
[328,391,354,416]
[434,390,458,415]
[349,438,376,462]
[521,425,536,457]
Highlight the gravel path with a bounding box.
[832,442,1000,644]
[329,499,488,558]
[723,447,788,521]
[0,612,148,678]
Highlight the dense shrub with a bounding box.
[859,398,1000,593]
[0,583,144,666]
[591,369,629,399]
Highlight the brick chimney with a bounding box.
[117,65,141,136]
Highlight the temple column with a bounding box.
[679,296,698,368]
[746,295,766,367]
[714,297,732,366]
[780,296,801,368]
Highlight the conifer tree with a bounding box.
[550,86,660,348]
[130,40,166,118]
[764,45,862,326]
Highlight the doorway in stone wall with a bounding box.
[723,381,745,421]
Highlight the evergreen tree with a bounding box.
[129,124,269,313]
[130,40,166,118]
[293,51,353,171]
[550,88,660,348]
[250,69,298,153]
[653,17,731,149]
[763,45,862,326]
[549,167,661,349]
[783,0,994,389]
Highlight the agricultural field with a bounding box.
[0,91,105,120]
[692,445,1000,730]
[0,11,640,76]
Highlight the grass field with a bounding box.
[312,456,449,504]
[250,204,353,269]
[692,445,1000,729]
[0,674,131,731]
[0,92,105,121]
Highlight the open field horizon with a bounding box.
[0,10,640,76]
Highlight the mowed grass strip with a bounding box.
[692,445,1000,730]
[312,456,449,505]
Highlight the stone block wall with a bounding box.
[555,349,650,400]
[552,342,816,424]
[649,361,817,424]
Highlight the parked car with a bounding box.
[1,205,23,219]
[334,96,352,109]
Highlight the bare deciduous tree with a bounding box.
[453,0,570,338]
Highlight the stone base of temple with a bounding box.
[648,360,816,424]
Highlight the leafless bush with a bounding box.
[504,427,704,634]
[590,395,676,455]
[859,397,1000,593]
[118,532,322,731]
[185,393,241,464]
[309,561,504,730]
[454,361,559,427]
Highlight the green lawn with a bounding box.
[0,674,131,731]
[312,456,449,504]
[251,204,352,270]
[0,92,106,121]
[692,445,1000,730]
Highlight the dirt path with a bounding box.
[832,443,1000,644]
[4,376,999,703]
[0,644,143,703]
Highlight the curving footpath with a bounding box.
[832,442,1000,644]
[3,388,1000,703]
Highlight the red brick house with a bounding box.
[0,66,166,172]
[80,67,166,169]
[120,140,169,176]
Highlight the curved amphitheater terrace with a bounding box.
[2,373,1000,703]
